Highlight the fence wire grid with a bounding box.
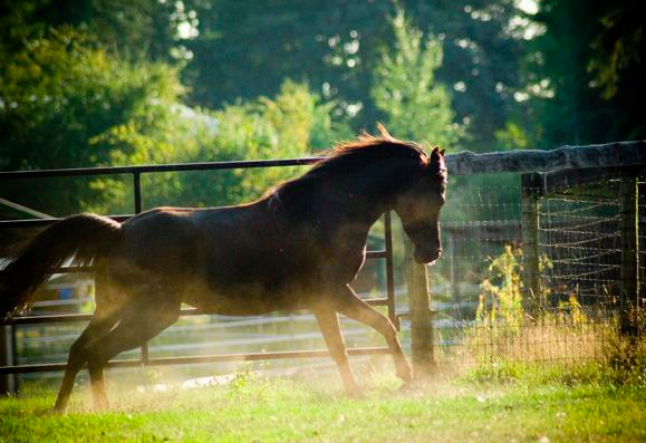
[428,173,644,368]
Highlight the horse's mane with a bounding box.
[265,126,437,214]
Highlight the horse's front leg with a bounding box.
[312,304,361,395]
[331,285,413,385]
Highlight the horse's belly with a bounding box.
[182,271,315,316]
[182,246,366,316]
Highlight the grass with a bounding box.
[1,363,646,443]
[4,308,646,443]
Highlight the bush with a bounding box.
[87,80,352,213]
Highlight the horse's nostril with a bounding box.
[435,249,443,260]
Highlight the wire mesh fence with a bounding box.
[429,176,529,368]
[426,172,644,369]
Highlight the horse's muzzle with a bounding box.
[414,248,442,265]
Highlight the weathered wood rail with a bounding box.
[446,141,646,175]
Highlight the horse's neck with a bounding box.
[319,160,404,234]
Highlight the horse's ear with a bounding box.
[440,149,446,156]
[430,146,441,162]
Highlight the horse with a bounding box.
[0,127,447,412]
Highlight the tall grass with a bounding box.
[439,245,646,387]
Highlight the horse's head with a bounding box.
[394,147,447,265]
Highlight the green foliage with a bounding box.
[0,28,181,170]
[184,0,393,123]
[185,1,531,153]
[463,245,631,376]
[520,0,646,146]
[476,245,524,331]
[0,28,183,215]
[4,0,644,164]
[493,122,532,150]
[86,80,350,213]
[475,245,556,331]
[588,3,645,101]
[371,11,462,149]
[0,21,347,216]
[0,0,183,62]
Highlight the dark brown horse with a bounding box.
[0,128,447,412]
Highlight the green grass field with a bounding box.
[1,363,645,443]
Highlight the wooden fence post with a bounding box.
[0,326,16,395]
[404,236,435,377]
[521,173,543,313]
[619,175,640,335]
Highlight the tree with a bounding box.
[588,1,645,140]
[0,0,184,62]
[371,11,461,150]
[185,1,528,152]
[589,2,644,101]
[0,28,183,215]
[520,0,645,148]
[183,0,392,123]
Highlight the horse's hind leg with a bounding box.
[332,285,413,384]
[53,313,119,413]
[83,294,181,408]
[84,269,128,410]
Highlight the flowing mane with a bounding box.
[267,127,431,211]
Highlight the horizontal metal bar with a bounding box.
[0,215,130,228]
[396,309,438,319]
[1,247,386,275]
[4,308,204,325]
[46,266,94,274]
[365,250,386,259]
[0,346,392,374]
[0,157,322,181]
[442,220,521,230]
[365,298,389,307]
[4,299,390,325]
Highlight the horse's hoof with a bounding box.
[344,384,365,399]
[93,399,109,411]
[397,370,414,384]
[398,381,418,394]
[396,364,414,384]
[50,406,67,415]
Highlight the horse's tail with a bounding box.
[0,213,122,320]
